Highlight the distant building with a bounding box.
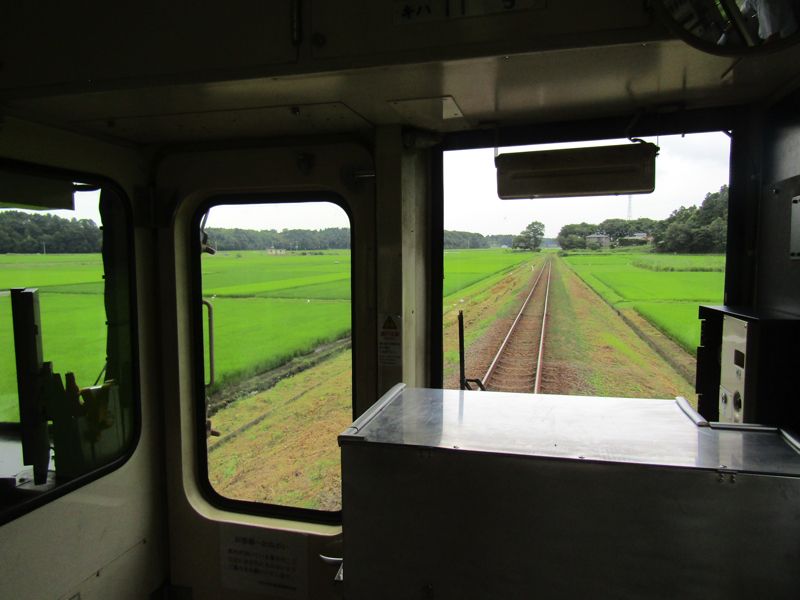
[617,232,652,247]
[585,233,611,248]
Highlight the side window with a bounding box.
[0,166,138,523]
[195,200,352,520]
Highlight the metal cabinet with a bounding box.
[340,386,800,599]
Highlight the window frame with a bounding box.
[190,192,355,525]
[432,108,742,389]
[0,157,141,526]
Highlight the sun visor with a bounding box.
[495,142,658,199]
[0,170,75,211]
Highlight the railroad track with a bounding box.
[483,257,552,393]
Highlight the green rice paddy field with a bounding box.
[0,254,107,422]
[200,251,352,390]
[1,248,723,421]
[0,251,355,421]
[562,251,725,353]
[443,249,533,297]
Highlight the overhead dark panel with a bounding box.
[0,2,297,91]
[310,0,654,61]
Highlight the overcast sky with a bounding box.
[17,132,729,237]
[206,201,350,230]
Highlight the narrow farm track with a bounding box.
[483,259,552,393]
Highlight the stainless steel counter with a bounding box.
[341,385,800,475]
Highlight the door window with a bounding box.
[195,200,352,519]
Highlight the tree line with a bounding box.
[212,228,516,251]
[211,228,518,251]
[212,228,518,251]
[213,229,515,251]
[0,211,519,253]
[0,211,101,253]
[557,185,728,253]
[206,227,351,251]
[444,231,513,249]
[1,185,728,255]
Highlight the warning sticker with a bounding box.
[220,525,308,598]
[378,314,402,367]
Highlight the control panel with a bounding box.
[718,315,747,424]
[696,305,800,429]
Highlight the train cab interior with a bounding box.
[1,1,800,598]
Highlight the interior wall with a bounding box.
[757,92,800,316]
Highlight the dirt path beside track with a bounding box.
[538,256,695,399]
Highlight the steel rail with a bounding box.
[533,260,552,394]
[482,258,548,385]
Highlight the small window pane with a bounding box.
[199,201,352,513]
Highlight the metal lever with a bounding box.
[202,299,215,387]
[458,311,485,391]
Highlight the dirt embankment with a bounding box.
[207,347,352,511]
